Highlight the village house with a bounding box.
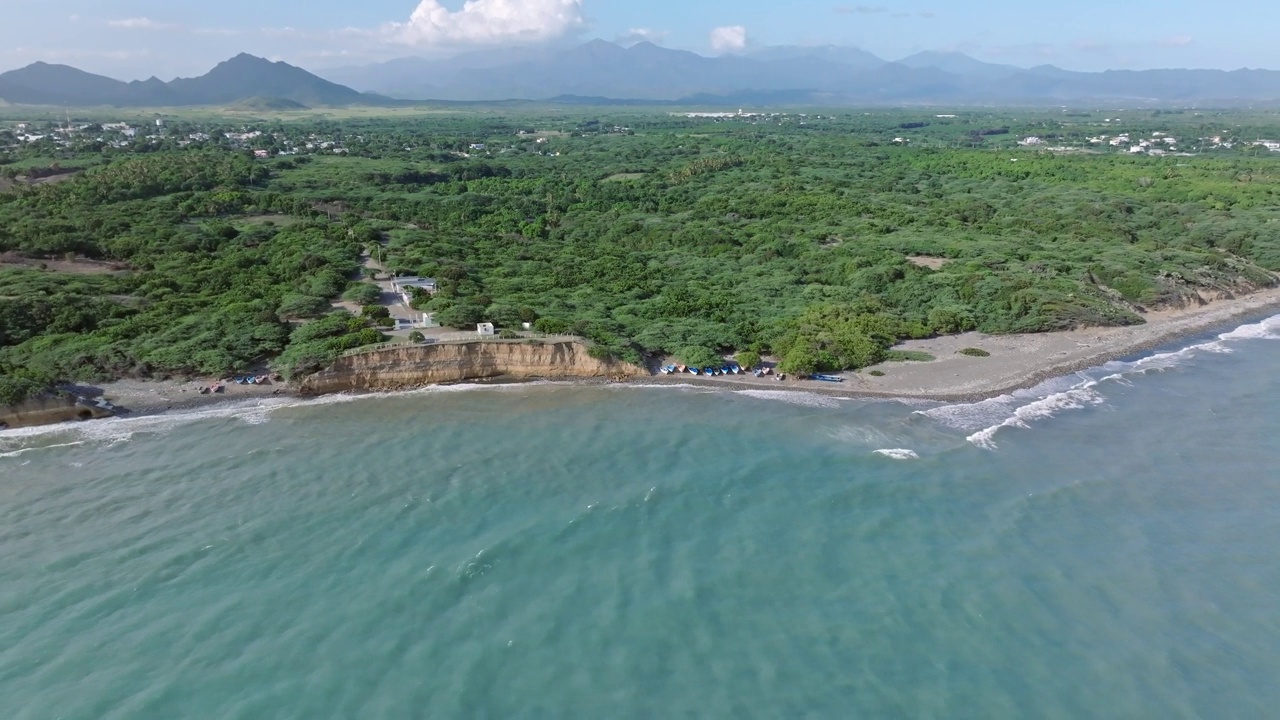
[476,323,496,337]
[390,276,438,304]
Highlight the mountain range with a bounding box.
[0,54,382,108]
[321,40,1280,105]
[3,43,1280,108]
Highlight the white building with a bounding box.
[477,323,496,337]
[390,277,438,304]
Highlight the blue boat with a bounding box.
[689,367,702,375]
[729,364,741,374]
[811,374,845,383]
[721,366,732,375]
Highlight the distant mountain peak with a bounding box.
[0,53,374,108]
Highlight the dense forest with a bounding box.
[2,109,1279,402]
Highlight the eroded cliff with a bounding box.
[0,395,112,429]
[298,341,648,395]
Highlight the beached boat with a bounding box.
[689,367,701,375]
[811,374,845,383]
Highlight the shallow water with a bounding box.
[3,315,1279,718]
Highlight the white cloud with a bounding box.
[1158,35,1194,47]
[389,0,585,46]
[108,17,178,31]
[617,28,667,46]
[710,25,748,53]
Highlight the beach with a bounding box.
[60,285,1280,420]
[84,377,290,416]
[650,286,1280,401]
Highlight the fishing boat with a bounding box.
[689,367,701,375]
[811,374,845,383]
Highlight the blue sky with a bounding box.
[0,0,1272,79]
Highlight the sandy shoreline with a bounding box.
[56,286,1280,422]
[649,287,1280,402]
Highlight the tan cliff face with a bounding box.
[298,341,648,395]
[0,395,112,429]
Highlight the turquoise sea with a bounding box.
[3,314,1280,718]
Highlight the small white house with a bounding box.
[390,276,438,304]
[477,323,496,337]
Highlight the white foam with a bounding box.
[874,448,919,460]
[965,382,1104,450]
[0,397,295,451]
[0,441,86,459]
[733,389,842,408]
[0,381,576,456]
[922,313,1280,450]
[1218,315,1280,341]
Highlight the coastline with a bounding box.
[646,286,1280,403]
[10,286,1280,429]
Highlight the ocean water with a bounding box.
[3,314,1280,718]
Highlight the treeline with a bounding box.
[0,150,389,402]
[3,111,1280,400]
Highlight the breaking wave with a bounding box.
[0,382,558,457]
[733,390,842,408]
[924,313,1280,450]
[874,448,920,460]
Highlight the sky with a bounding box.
[0,0,1274,79]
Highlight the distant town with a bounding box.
[5,112,1280,161]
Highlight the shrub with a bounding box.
[276,294,330,320]
[959,347,991,357]
[435,303,486,329]
[342,283,382,305]
[777,345,819,375]
[497,328,519,339]
[678,346,724,369]
[735,350,762,370]
[928,305,977,334]
[533,317,571,334]
[885,350,935,362]
[408,331,425,343]
[868,370,886,377]
[361,305,391,320]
